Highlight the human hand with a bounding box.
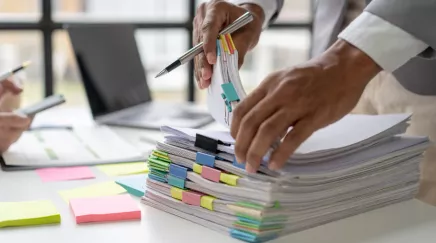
[0,112,31,153]
[193,0,265,89]
[0,77,23,111]
[230,39,382,173]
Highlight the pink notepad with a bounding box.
[36,166,95,182]
[69,194,141,224]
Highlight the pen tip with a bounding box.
[155,69,168,78]
[22,60,32,67]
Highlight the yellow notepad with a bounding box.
[0,200,61,228]
[59,181,126,202]
[96,162,148,176]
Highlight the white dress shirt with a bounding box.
[228,0,429,72]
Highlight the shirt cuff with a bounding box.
[338,11,428,72]
[228,0,277,29]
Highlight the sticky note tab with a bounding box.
[182,191,202,206]
[216,39,221,56]
[0,200,61,228]
[201,166,221,182]
[169,164,188,180]
[115,175,147,197]
[228,33,236,51]
[36,166,94,182]
[193,163,203,174]
[148,157,170,171]
[221,83,239,102]
[225,34,234,54]
[170,187,185,200]
[200,196,215,211]
[59,181,126,202]
[196,152,215,167]
[97,162,148,176]
[220,173,239,186]
[69,194,141,224]
[220,35,229,53]
[168,174,185,189]
[233,157,245,169]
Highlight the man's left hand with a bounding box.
[231,39,382,173]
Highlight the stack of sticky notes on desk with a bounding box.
[138,34,430,243]
[0,200,61,228]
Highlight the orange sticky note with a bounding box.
[69,194,141,224]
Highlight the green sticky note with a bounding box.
[58,181,126,202]
[96,162,148,176]
[0,200,61,228]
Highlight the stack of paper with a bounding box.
[140,33,431,242]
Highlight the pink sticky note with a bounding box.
[69,194,141,224]
[36,166,95,182]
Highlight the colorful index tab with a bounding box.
[228,33,236,51]
[201,166,221,182]
[182,191,202,206]
[167,174,185,189]
[225,34,234,54]
[169,164,188,180]
[196,152,215,167]
[193,163,203,174]
[200,195,215,210]
[220,173,239,186]
[220,35,229,54]
[216,39,221,56]
[170,187,185,200]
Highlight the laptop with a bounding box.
[66,24,214,130]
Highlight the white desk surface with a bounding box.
[1,107,436,243]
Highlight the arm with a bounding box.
[338,0,435,72]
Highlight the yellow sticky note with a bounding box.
[193,163,202,174]
[200,196,215,211]
[170,187,184,200]
[220,173,239,186]
[59,181,126,202]
[97,162,148,176]
[0,200,61,228]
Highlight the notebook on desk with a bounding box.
[0,126,146,171]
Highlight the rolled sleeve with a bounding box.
[228,0,277,29]
[338,11,428,72]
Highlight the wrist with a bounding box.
[322,39,382,87]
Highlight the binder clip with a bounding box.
[221,82,239,113]
[195,134,219,153]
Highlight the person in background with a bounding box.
[193,0,436,205]
[0,78,31,152]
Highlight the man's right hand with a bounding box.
[193,0,265,89]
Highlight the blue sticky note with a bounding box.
[115,175,147,197]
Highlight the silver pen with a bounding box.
[155,11,253,78]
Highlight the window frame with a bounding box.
[0,0,312,102]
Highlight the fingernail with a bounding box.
[206,53,216,64]
[235,156,242,164]
[201,68,206,78]
[245,163,256,173]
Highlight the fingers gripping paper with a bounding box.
[207,34,247,128]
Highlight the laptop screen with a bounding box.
[67,24,151,117]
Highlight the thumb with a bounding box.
[0,112,31,129]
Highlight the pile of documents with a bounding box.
[141,34,431,242]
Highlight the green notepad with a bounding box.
[0,200,61,228]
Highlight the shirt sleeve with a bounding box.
[228,0,277,29]
[338,11,429,72]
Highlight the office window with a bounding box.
[0,32,43,106]
[0,0,311,108]
[53,0,188,22]
[0,0,41,22]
